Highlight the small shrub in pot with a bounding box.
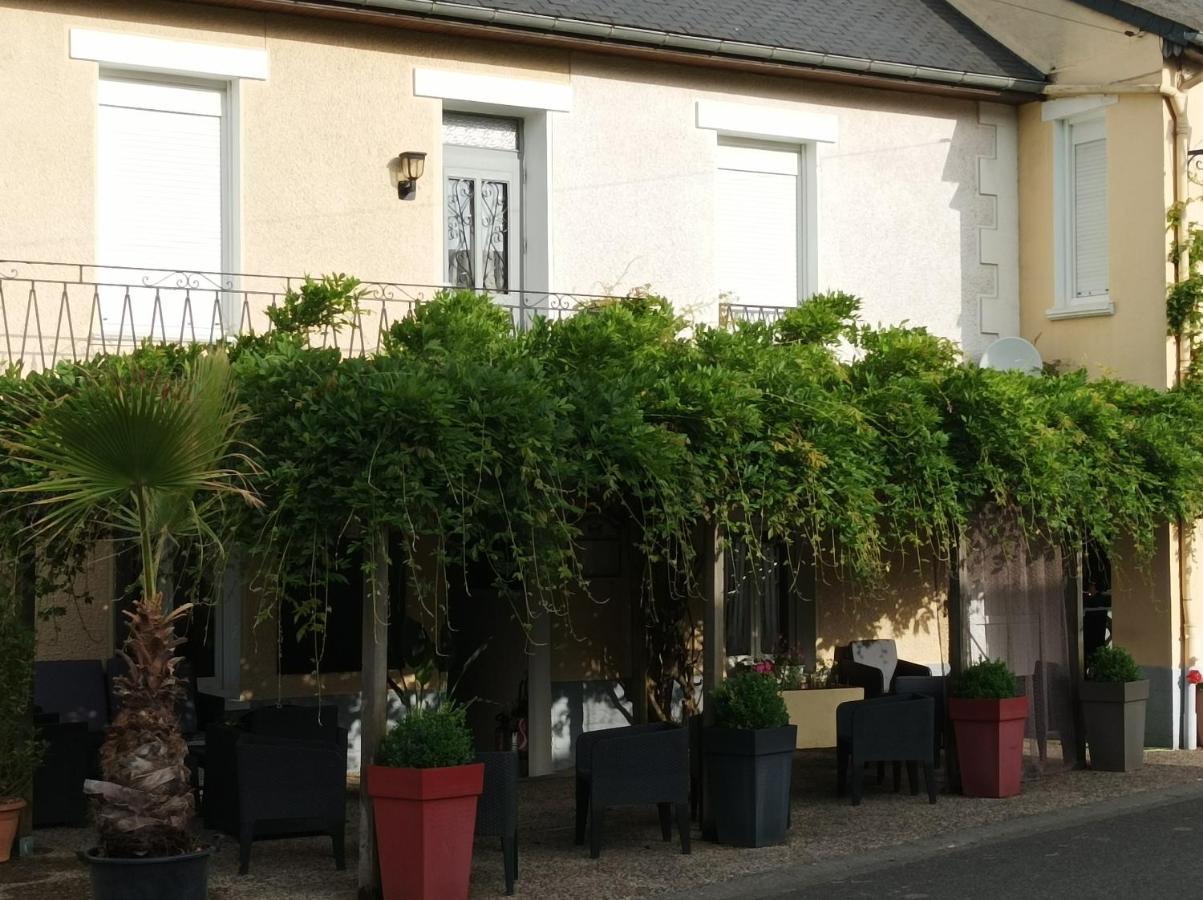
[368,701,483,900]
[1081,645,1147,772]
[948,660,1028,798]
[705,673,796,847]
[0,607,43,863]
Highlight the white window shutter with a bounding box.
[716,142,800,307]
[1070,125,1108,299]
[97,77,225,339]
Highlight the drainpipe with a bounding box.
[1166,67,1198,748]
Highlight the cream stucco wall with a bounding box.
[1,0,1017,360]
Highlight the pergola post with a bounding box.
[701,521,726,714]
[358,527,389,898]
[16,539,36,857]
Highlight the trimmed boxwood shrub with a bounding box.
[711,672,789,730]
[1087,645,1143,683]
[377,702,474,769]
[952,659,1018,700]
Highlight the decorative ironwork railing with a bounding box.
[718,302,795,326]
[0,261,611,371]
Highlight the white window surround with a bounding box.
[1049,108,1113,320]
[696,99,838,144]
[70,28,268,80]
[1041,93,1116,123]
[414,68,572,112]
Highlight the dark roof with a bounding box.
[1070,0,1203,46]
[339,0,1046,90]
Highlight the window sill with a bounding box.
[1045,299,1114,321]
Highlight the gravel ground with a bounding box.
[5,747,1203,900]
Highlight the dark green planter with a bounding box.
[1080,679,1148,772]
[703,724,796,847]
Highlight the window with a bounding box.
[716,140,808,308]
[1053,114,1110,317]
[96,76,230,340]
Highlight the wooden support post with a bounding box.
[701,521,725,719]
[358,528,389,899]
[625,521,648,724]
[527,612,553,776]
[16,540,36,857]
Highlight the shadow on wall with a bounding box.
[815,555,950,671]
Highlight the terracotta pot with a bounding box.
[367,762,483,900]
[0,798,26,863]
[948,696,1029,798]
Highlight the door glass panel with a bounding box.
[446,177,475,287]
[481,180,509,292]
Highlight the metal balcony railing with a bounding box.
[0,261,612,371]
[718,302,795,327]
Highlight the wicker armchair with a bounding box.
[834,640,932,698]
[574,723,691,859]
[32,719,89,827]
[476,750,519,895]
[836,693,937,806]
[203,705,347,875]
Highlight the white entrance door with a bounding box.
[443,113,522,314]
[96,76,227,343]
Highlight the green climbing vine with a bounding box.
[5,277,1203,716]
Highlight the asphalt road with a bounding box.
[676,784,1203,900]
[782,795,1202,899]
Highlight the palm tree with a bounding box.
[8,351,257,857]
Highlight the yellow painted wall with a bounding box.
[1017,93,1174,386]
[34,541,114,661]
[815,558,951,672]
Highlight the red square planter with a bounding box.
[367,762,484,900]
[948,696,1028,798]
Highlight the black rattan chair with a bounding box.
[836,693,936,806]
[894,674,948,767]
[833,640,932,698]
[202,706,347,875]
[476,750,519,895]
[574,722,690,859]
[32,718,89,827]
[235,734,347,875]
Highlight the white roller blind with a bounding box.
[97,77,224,339]
[716,142,801,307]
[1070,121,1108,299]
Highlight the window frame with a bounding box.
[1050,109,1112,320]
[714,136,817,308]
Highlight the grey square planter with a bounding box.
[703,724,796,847]
[1080,679,1148,772]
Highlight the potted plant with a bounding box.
[1080,645,1148,772]
[0,605,43,863]
[704,671,796,847]
[948,659,1028,798]
[368,701,483,900]
[8,352,256,898]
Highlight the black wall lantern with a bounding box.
[397,151,427,200]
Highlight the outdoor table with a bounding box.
[782,686,865,749]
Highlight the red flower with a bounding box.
[1188,669,1202,685]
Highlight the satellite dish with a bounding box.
[979,337,1043,375]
